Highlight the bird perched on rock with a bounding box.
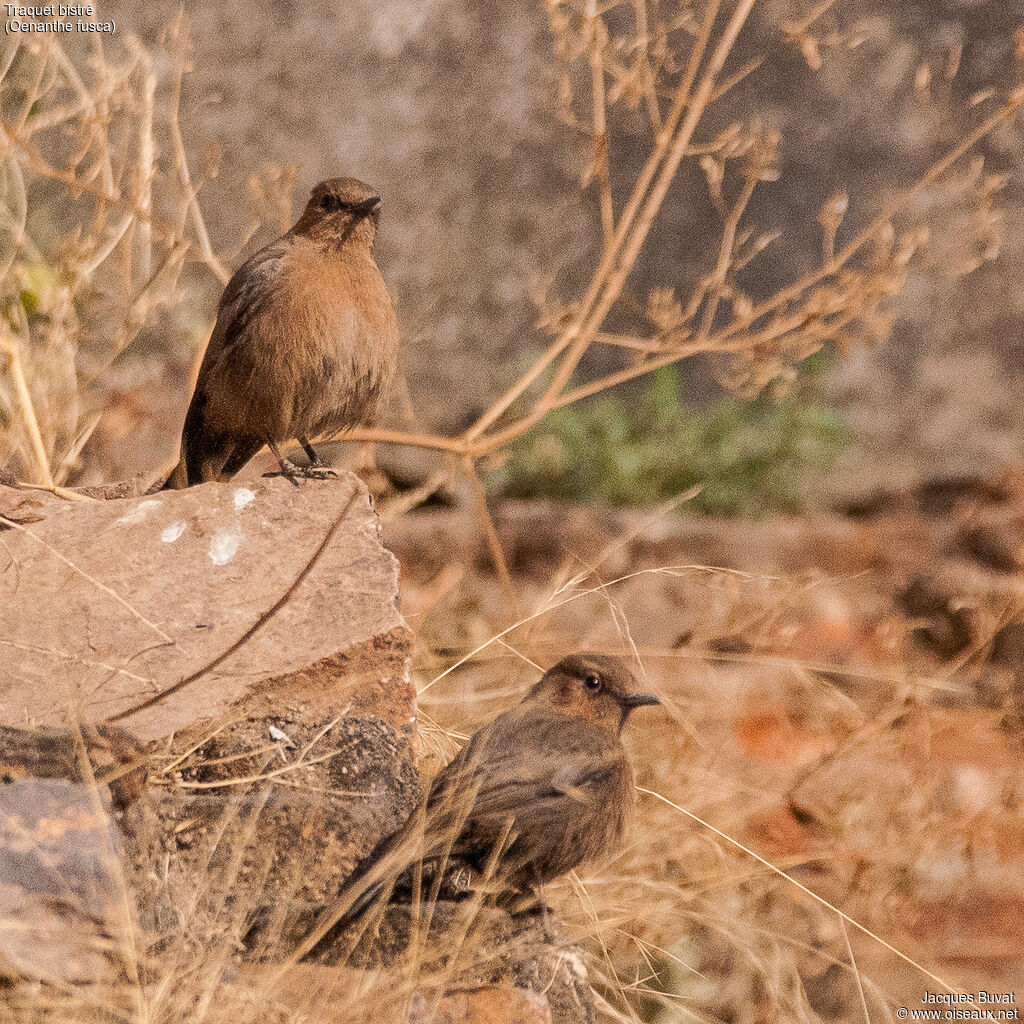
[304,653,659,950]
[162,177,398,488]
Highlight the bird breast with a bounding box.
[200,237,398,442]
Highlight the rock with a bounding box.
[0,723,148,807]
[384,500,942,588]
[0,777,130,984]
[0,473,421,974]
[0,724,147,985]
[0,473,412,740]
[330,902,593,1024]
[958,515,1024,575]
[408,986,554,1024]
[897,573,978,659]
[990,621,1024,732]
[244,898,593,1022]
[131,710,421,941]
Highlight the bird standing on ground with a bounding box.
[313,653,660,944]
[162,177,398,489]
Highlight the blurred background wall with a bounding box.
[102,0,1024,493]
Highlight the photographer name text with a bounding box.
[896,991,1020,1021]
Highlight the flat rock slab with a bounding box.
[0,474,410,741]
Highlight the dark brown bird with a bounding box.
[162,177,398,488]
[317,653,659,941]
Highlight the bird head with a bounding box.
[294,177,382,250]
[527,653,660,735]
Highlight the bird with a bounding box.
[303,653,660,951]
[162,176,398,489]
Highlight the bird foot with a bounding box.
[264,459,339,485]
[509,897,555,940]
[503,890,551,918]
[295,464,340,480]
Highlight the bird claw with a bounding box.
[295,465,340,480]
[264,459,339,485]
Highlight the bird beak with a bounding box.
[351,196,382,218]
[620,692,661,710]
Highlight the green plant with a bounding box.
[489,363,850,517]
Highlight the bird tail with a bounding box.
[288,752,496,964]
[339,877,390,927]
[290,779,486,963]
[292,798,429,961]
[159,457,188,490]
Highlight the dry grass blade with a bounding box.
[0,28,293,485]
[841,919,872,1024]
[0,327,54,486]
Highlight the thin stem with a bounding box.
[542,0,757,403]
[462,457,519,611]
[332,426,470,454]
[463,0,724,442]
[0,328,54,487]
[586,0,615,245]
[711,89,1023,349]
[694,163,762,340]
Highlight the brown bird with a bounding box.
[162,177,398,489]
[309,653,659,947]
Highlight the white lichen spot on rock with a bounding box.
[114,498,163,526]
[566,950,590,980]
[209,526,243,565]
[233,487,256,511]
[161,521,187,544]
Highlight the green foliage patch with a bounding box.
[490,365,850,518]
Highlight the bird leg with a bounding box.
[265,441,301,486]
[264,440,338,484]
[505,889,555,939]
[299,437,339,478]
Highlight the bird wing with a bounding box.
[467,746,625,814]
[322,707,628,931]
[427,708,618,808]
[198,243,288,379]
[423,708,626,867]
[175,241,291,481]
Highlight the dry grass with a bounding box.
[0,17,293,488]
[6,544,1015,1024]
[2,2,1023,1023]
[404,530,1023,1022]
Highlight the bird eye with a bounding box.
[319,194,343,212]
[584,673,602,693]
